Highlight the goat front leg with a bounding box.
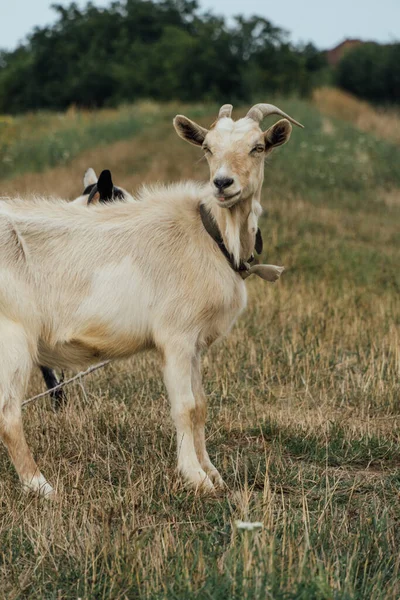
[163,347,215,492]
[191,354,225,489]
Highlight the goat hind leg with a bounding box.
[0,320,53,496]
[191,354,225,489]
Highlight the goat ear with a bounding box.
[173,115,208,146]
[264,119,292,150]
[97,169,114,201]
[83,168,97,188]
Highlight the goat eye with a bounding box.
[251,145,265,154]
[203,146,212,155]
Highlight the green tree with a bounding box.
[0,0,327,113]
[336,43,400,104]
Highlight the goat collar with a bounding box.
[199,203,263,273]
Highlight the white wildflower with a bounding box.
[234,520,263,531]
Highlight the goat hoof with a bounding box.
[202,463,225,489]
[22,475,54,498]
[207,469,225,490]
[197,477,216,494]
[181,467,216,493]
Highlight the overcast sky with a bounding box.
[0,0,399,51]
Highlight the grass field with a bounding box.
[0,92,399,599]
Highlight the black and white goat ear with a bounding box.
[82,167,98,196]
[173,115,208,147]
[83,167,97,189]
[264,119,292,150]
[97,169,114,202]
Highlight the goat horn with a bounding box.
[218,104,233,119]
[246,104,304,128]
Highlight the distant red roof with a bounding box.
[325,39,364,66]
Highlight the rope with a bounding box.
[22,360,111,408]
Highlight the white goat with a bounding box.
[0,103,302,496]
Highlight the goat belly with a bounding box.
[37,339,102,370]
[37,333,153,370]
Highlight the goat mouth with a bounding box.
[215,191,241,202]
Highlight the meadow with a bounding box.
[0,89,399,599]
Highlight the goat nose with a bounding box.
[213,177,234,190]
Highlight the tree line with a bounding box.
[0,0,326,114]
[335,42,400,105]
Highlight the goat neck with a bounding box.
[203,185,262,269]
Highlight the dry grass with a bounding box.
[314,87,400,144]
[0,98,400,599]
[0,100,211,180]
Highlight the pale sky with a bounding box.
[0,0,399,51]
